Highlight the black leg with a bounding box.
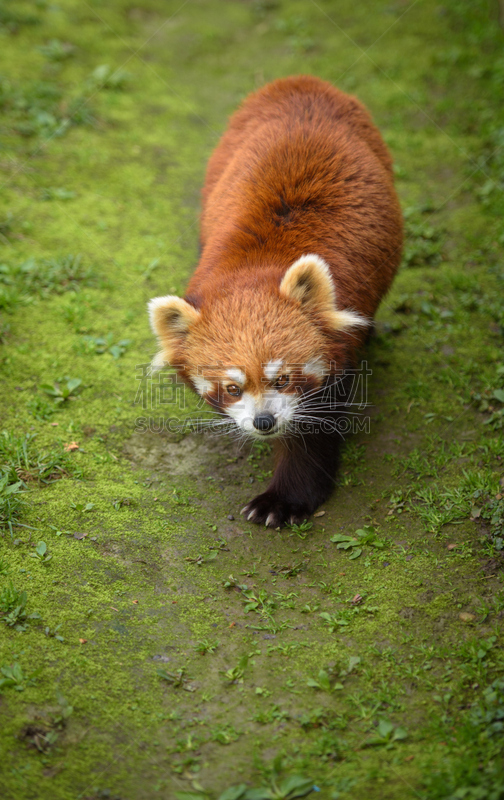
[241,426,342,528]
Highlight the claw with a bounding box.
[240,506,249,516]
[247,510,257,522]
[265,513,276,527]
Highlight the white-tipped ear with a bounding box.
[148,350,169,375]
[330,308,370,331]
[280,253,336,309]
[280,253,369,332]
[148,295,200,365]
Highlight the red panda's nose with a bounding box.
[253,413,276,432]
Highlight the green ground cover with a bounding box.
[1,1,504,798]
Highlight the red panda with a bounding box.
[149,75,403,528]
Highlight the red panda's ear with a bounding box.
[148,295,200,367]
[279,254,369,332]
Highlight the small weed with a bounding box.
[47,524,71,537]
[274,15,315,54]
[140,258,160,281]
[0,212,16,242]
[320,600,377,632]
[241,588,276,616]
[273,591,298,609]
[299,707,347,732]
[472,487,504,554]
[41,377,82,404]
[347,691,383,721]
[194,639,219,655]
[413,486,466,533]
[307,729,341,762]
[245,755,314,799]
[38,39,75,61]
[190,773,315,800]
[270,561,306,578]
[254,704,289,725]
[27,396,56,421]
[221,655,249,684]
[87,64,131,91]
[267,642,306,657]
[0,320,10,343]
[70,501,94,513]
[157,667,195,692]
[387,489,409,516]
[185,550,218,566]
[307,657,361,693]
[41,187,76,201]
[1,582,28,630]
[288,521,313,539]
[0,662,41,692]
[330,525,386,559]
[29,541,52,564]
[0,431,81,485]
[45,623,64,642]
[248,440,273,460]
[307,668,343,693]
[0,471,25,534]
[341,441,367,467]
[456,635,498,682]
[0,256,98,314]
[300,602,320,614]
[211,537,230,551]
[402,205,444,267]
[211,724,241,745]
[79,334,132,359]
[112,497,134,511]
[423,678,504,798]
[22,693,73,752]
[221,574,246,589]
[61,293,94,332]
[363,719,408,748]
[2,72,97,139]
[174,732,199,752]
[170,752,201,776]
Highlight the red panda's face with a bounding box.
[186,355,328,439]
[149,254,368,438]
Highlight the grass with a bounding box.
[0,581,29,630]
[0,430,83,536]
[0,254,100,317]
[0,0,503,798]
[0,430,83,485]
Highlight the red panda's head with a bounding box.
[149,254,368,438]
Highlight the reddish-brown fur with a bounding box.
[150,75,403,527]
[190,75,402,329]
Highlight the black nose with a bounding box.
[253,413,276,432]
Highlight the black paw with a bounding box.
[240,490,314,528]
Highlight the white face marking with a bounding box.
[263,389,298,428]
[264,359,283,381]
[226,368,246,386]
[225,392,258,433]
[192,375,213,396]
[225,388,299,438]
[303,358,326,380]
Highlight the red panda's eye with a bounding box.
[274,375,289,389]
[226,383,242,397]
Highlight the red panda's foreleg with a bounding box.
[241,427,343,528]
